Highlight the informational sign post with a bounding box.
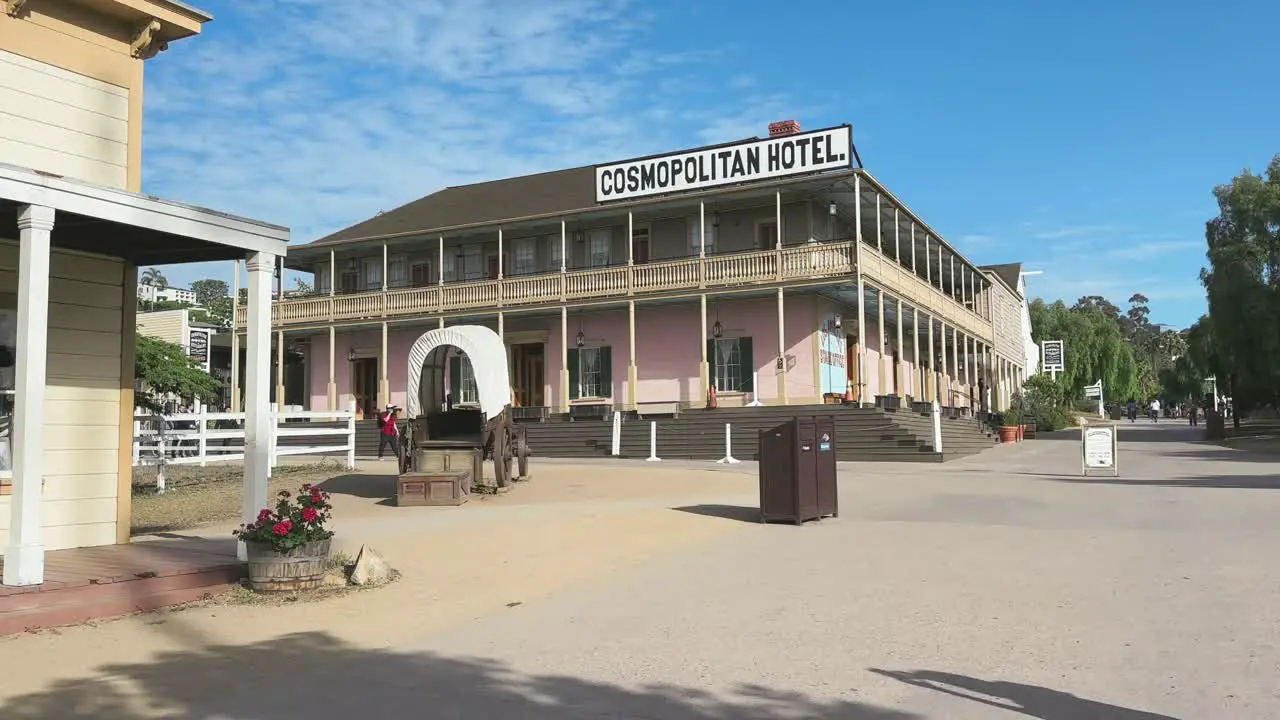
[1083,379,1104,417]
[1081,420,1119,477]
[1041,340,1065,379]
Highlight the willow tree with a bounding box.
[1029,298,1143,402]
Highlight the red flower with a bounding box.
[271,520,292,536]
[257,509,273,521]
[302,507,318,522]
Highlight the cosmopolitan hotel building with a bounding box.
[236,121,1034,420]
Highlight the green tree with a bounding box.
[1200,154,1280,421]
[140,267,167,289]
[1029,297,1144,403]
[134,335,221,413]
[189,278,232,328]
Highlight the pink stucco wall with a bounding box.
[307,295,823,410]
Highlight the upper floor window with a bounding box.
[587,229,612,268]
[512,238,537,275]
[364,259,382,290]
[549,235,564,271]
[689,217,718,254]
[388,256,408,288]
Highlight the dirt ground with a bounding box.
[130,461,355,535]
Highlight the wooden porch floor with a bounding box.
[0,536,244,635]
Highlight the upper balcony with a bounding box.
[239,171,997,340]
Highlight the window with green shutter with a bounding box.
[448,354,479,404]
[568,346,612,399]
[709,337,753,392]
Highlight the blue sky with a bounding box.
[142,0,1279,328]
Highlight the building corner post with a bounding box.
[241,251,275,561]
[3,204,54,586]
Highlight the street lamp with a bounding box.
[574,330,585,348]
[347,347,357,362]
[711,320,723,339]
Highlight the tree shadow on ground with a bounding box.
[869,668,1179,719]
[1157,447,1280,464]
[317,473,397,499]
[0,631,917,719]
[672,504,763,524]
[1036,474,1280,490]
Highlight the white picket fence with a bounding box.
[133,400,357,471]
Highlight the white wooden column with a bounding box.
[497,226,504,279]
[627,300,637,410]
[924,236,931,285]
[776,287,788,404]
[926,316,936,403]
[327,325,336,411]
[699,294,709,402]
[437,236,445,286]
[230,259,241,412]
[381,242,388,291]
[951,326,960,407]
[627,212,634,265]
[3,204,54,586]
[328,250,335,296]
[893,208,901,262]
[275,259,285,410]
[874,193,882,252]
[240,251,276,561]
[910,223,917,273]
[698,202,706,258]
[559,306,569,412]
[894,298,905,398]
[876,287,886,400]
[379,321,389,408]
[939,323,949,406]
[559,220,567,272]
[912,309,920,400]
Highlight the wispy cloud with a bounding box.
[143,0,794,257]
[1031,224,1117,240]
[1105,239,1203,261]
[958,233,995,248]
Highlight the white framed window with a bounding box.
[709,337,754,393]
[587,228,612,268]
[513,238,537,275]
[570,345,611,399]
[388,255,408,288]
[363,258,382,289]
[316,266,331,294]
[449,354,479,404]
[689,217,718,254]
[442,250,458,282]
[549,234,564,270]
[462,247,483,280]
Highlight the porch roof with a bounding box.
[0,162,289,264]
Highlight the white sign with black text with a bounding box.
[1081,421,1119,477]
[595,125,853,202]
[188,329,211,373]
[1041,340,1064,373]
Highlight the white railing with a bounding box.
[133,400,357,471]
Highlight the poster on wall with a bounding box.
[188,329,211,372]
[818,312,846,395]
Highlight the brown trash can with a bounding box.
[758,416,839,524]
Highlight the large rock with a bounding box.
[349,545,393,586]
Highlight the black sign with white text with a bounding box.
[595,125,853,202]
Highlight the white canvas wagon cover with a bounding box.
[405,325,510,420]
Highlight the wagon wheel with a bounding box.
[490,425,510,489]
[515,426,530,481]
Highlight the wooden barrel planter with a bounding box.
[245,538,331,593]
[996,425,1020,443]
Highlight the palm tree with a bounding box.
[140,267,168,290]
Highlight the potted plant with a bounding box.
[998,405,1023,443]
[233,483,335,593]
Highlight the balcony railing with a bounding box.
[236,240,991,340]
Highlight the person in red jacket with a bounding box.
[377,405,400,460]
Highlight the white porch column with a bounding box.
[895,298,905,398]
[241,251,275,561]
[699,294,709,402]
[627,301,638,410]
[275,257,285,409]
[438,236,445,286]
[379,321,389,408]
[627,212,634,265]
[924,236,931,285]
[876,287,886,399]
[939,323,949,406]
[328,250,335,296]
[893,208,900,262]
[910,223,917,273]
[3,204,54,586]
[926,316,936,403]
[230,259,241,412]
[327,325,336,411]
[775,189,783,249]
[874,193,882,251]
[497,226,504,279]
[559,306,569,412]
[776,287,788,404]
[912,309,920,399]
[382,242,388,291]
[559,221,567,272]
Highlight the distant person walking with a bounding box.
[1188,402,1199,427]
[1126,400,1138,423]
[1149,398,1161,423]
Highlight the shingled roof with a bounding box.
[306,165,598,247]
[980,262,1023,294]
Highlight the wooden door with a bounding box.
[846,334,859,401]
[352,357,378,417]
[757,221,778,250]
[634,238,651,264]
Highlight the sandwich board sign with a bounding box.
[1081,419,1119,477]
[1083,379,1104,416]
[1041,340,1065,377]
